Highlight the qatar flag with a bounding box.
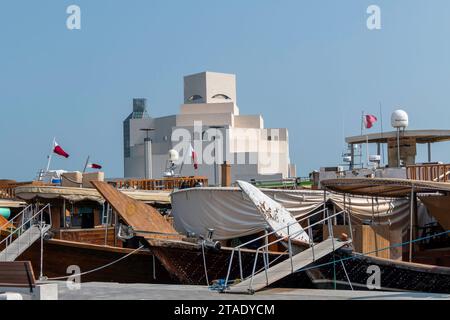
[187,144,198,170]
[53,141,70,158]
[88,163,102,169]
[364,114,378,129]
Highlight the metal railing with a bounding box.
[243,177,312,190]
[0,204,52,261]
[0,204,33,234]
[223,208,353,292]
[110,176,209,191]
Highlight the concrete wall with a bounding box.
[184,72,237,104]
[176,113,234,127]
[234,115,263,129]
[180,102,239,116]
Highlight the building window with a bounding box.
[212,94,231,100]
[188,95,203,102]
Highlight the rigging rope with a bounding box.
[296,229,450,274]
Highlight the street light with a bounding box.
[140,128,155,179]
[209,126,225,186]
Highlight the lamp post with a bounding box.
[206,126,225,186]
[140,128,155,179]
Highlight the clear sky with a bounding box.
[1,0,450,180]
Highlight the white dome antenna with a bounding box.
[391,109,409,167]
[391,109,409,129]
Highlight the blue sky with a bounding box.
[1,0,450,180]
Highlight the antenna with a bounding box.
[391,109,409,167]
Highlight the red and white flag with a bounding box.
[364,114,378,129]
[187,144,198,170]
[88,163,102,169]
[53,141,70,158]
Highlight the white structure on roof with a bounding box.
[123,71,296,184]
[391,109,409,129]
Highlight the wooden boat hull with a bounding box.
[17,238,283,286]
[277,249,450,293]
[150,244,285,286]
[18,239,177,284]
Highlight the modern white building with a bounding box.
[123,71,296,184]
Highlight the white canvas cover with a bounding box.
[237,180,310,243]
[171,187,329,240]
[171,187,428,240]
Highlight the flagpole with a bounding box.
[45,137,56,173]
[178,154,185,176]
[178,142,189,176]
[366,135,369,167]
[83,156,90,173]
[361,111,364,136]
[379,102,385,165]
[361,111,365,168]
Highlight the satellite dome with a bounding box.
[168,149,179,161]
[391,110,409,128]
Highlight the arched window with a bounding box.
[188,95,203,102]
[212,94,231,100]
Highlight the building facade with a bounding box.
[123,71,296,184]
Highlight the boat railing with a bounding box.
[0,204,52,260]
[239,177,311,189]
[407,163,450,182]
[0,181,47,200]
[0,185,16,199]
[109,176,209,191]
[223,208,353,292]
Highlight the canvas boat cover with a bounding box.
[171,187,432,240]
[237,180,310,244]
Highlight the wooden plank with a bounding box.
[59,228,117,246]
[323,225,391,259]
[91,181,182,241]
[47,239,152,255]
[0,215,14,231]
[0,261,35,288]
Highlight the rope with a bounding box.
[201,241,210,286]
[46,245,144,280]
[61,174,82,186]
[297,229,450,274]
[340,260,354,290]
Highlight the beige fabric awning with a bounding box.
[321,178,450,198]
[15,185,171,204]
